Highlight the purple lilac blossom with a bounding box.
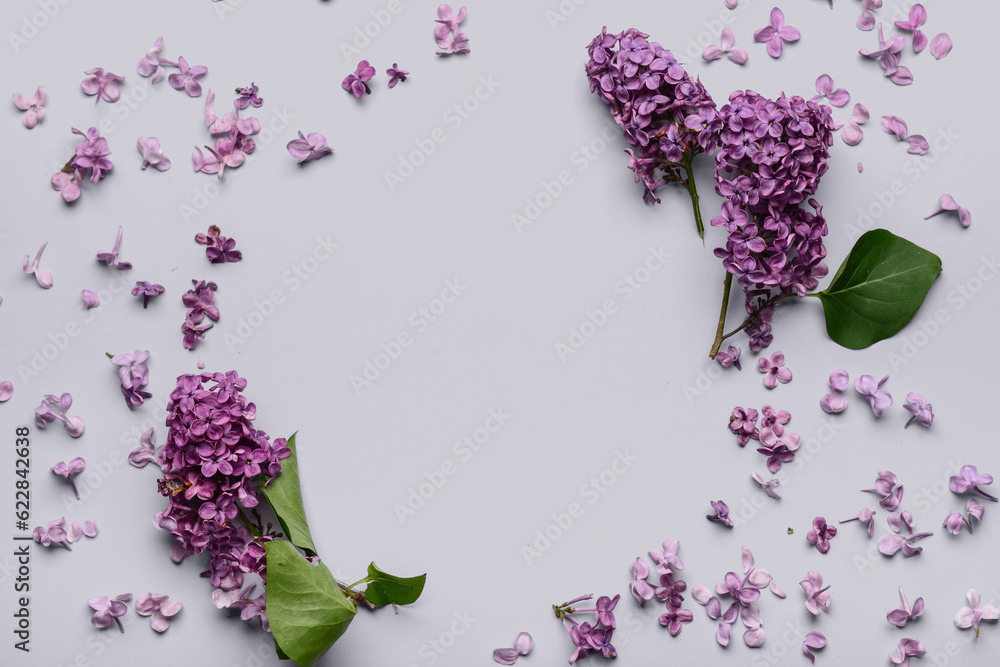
[710,89,835,350]
[585,27,720,205]
[155,372,290,627]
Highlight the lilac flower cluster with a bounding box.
[194,89,261,179]
[691,547,785,647]
[110,349,151,409]
[51,127,115,203]
[181,280,219,350]
[553,593,620,662]
[154,372,290,631]
[35,393,85,437]
[195,225,242,263]
[585,27,719,207]
[629,541,693,636]
[711,89,836,350]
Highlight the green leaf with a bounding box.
[265,540,357,667]
[362,562,427,606]
[260,433,317,558]
[817,229,942,349]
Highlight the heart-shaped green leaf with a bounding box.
[363,562,427,607]
[816,229,942,349]
[260,433,317,558]
[265,540,357,667]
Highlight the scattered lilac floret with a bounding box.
[878,531,933,557]
[168,56,207,97]
[925,195,971,228]
[894,4,928,52]
[800,571,831,615]
[729,407,759,447]
[903,393,933,428]
[96,227,133,270]
[82,290,99,309]
[136,593,183,632]
[753,7,800,58]
[803,631,827,663]
[138,137,171,171]
[890,638,926,665]
[286,132,333,164]
[757,352,792,389]
[856,0,883,31]
[859,25,913,85]
[820,370,849,413]
[435,5,469,55]
[929,33,952,59]
[386,64,409,88]
[90,594,132,632]
[13,86,45,128]
[111,350,151,409]
[707,500,734,527]
[943,502,982,536]
[51,168,84,202]
[807,517,837,553]
[943,510,965,535]
[834,103,869,145]
[949,465,997,502]
[855,374,892,417]
[756,432,799,473]
[810,74,849,107]
[51,457,86,498]
[880,116,928,154]
[840,508,876,537]
[702,28,748,64]
[81,68,124,105]
[194,225,243,263]
[342,61,376,98]
[629,558,655,603]
[34,393,85,437]
[136,37,166,84]
[863,470,904,510]
[887,587,924,627]
[129,428,160,468]
[132,281,165,308]
[751,471,781,500]
[23,242,53,288]
[887,510,915,534]
[33,518,72,549]
[716,345,742,370]
[955,590,999,637]
[235,83,263,109]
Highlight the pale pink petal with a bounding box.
[857,11,876,31]
[720,28,736,50]
[766,36,783,58]
[929,33,952,59]
[716,621,732,646]
[80,77,100,96]
[82,289,99,308]
[728,48,749,65]
[906,135,929,155]
[0,381,12,402]
[12,92,30,110]
[841,123,863,146]
[83,520,99,537]
[955,607,975,628]
[828,88,850,107]
[744,627,765,647]
[702,45,725,62]
[35,268,53,289]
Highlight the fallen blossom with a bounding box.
[702,28,748,64]
[13,86,45,128]
[810,74,849,107]
[855,374,892,417]
[758,352,792,389]
[751,472,781,500]
[806,517,836,554]
[51,458,86,498]
[387,64,409,88]
[878,531,933,557]
[82,289,99,308]
[96,226,133,270]
[925,195,971,228]
[820,369,849,413]
[803,631,826,663]
[841,508,876,536]
[168,56,207,97]
[754,7,800,58]
[23,242,53,288]
[0,381,12,402]
[955,589,999,637]
[834,103,869,146]
[34,393,85,437]
[81,68,124,105]
[949,465,996,502]
[136,593,183,632]
[707,500,734,527]
[888,587,924,628]
[800,571,831,615]
[342,60,376,98]
[136,37,166,84]
[880,115,929,154]
[890,638,925,665]
[894,4,928,51]
[286,132,333,164]
[903,393,933,428]
[90,594,132,632]
[137,137,171,171]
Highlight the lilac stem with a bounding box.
[113,617,124,633]
[681,154,705,242]
[973,486,999,502]
[69,479,80,499]
[709,272,734,360]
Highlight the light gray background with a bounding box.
[2,0,998,665]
